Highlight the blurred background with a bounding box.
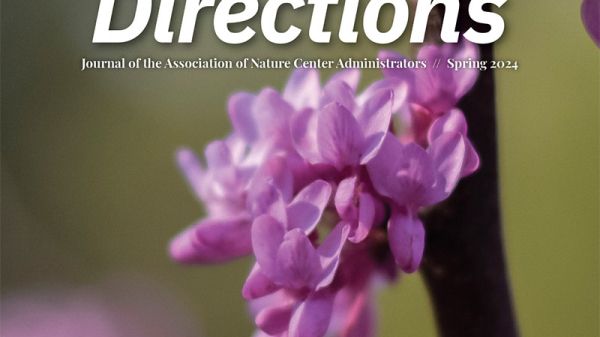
[2,1,598,336]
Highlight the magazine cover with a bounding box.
[2,1,598,336]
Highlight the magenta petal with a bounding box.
[176,148,205,201]
[451,42,480,98]
[359,89,402,136]
[205,140,232,170]
[261,156,294,201]
[253,88,295,141]
[334,176,357,220]
[288,290,335,337]
[243,264,279,300]
[428,109,468,142]
[327,69,361,92]
[291,108,321,164]
[249,289,289,317]
[413,43,479,114]
[358,78,409,115]
[357,89,395,164]
[247,180,287,224]
[582,0,600,46]
[350,192,375,243]
[169,217,252,264]
[256,301,295,335]
[428,132,466,195]
[367,133,436,205]
[317,103,364,170]
[228,92,258,142]
[335,176,374,243]
[461,138,480,177]
[366,133,405,199]
[247,156,294,220]
[321,80,356,112]
[284,69,321,110]
[252,215,286,278]
[388,209,425,273]
[319,223,350,260]
[287,180,332,234]
[317,223,350,289]
[275,229,322,289]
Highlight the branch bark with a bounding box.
[421,4,519,337]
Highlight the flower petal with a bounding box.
[291,108,321,164]
[287,180,332,234]
[275,229,322,289]
[451,41,480,99]
[317,103,364,170]
[388,209,425,273]
[413,43,479,114]
[169,217,252,264]
[247,180,287,221]
[247,156,293,221]
[428,109,468,143]
[317,223,350,289]
[358,78,409,115]
[334,176,357,220]
[176,148,205,201]
[351,192,375,243]
[367,133,436,206]
[357,89,395,164]
[288,290,335,337]
[334,177,375,243]
[254,88,295,142]
[327,69,361,92]
[284,69,321,110]
[256,300,295,335]
[243,264,279,300]
[427,109,479,178]
[252,215,286,279]
[461,138,480,177]
[319,223,350,259]
[228,92,258,142]
[321,80,356,112]
[428,132,466,195]
[205,140,232,170]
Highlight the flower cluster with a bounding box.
[170,42,480,337]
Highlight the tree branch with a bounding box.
[420,4,519,337]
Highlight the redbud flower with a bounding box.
[170,42,481,337]
[379,42,479,144]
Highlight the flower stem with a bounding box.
[421,4,519,337]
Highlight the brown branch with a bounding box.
[420,3,519,337]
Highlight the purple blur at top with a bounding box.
[582,0,600,47]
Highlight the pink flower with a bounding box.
[170,45,481,337]
[379,42,479,145]
[381,42,479,116]
[291,79,406,171]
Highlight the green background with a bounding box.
[2,1,598,336]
